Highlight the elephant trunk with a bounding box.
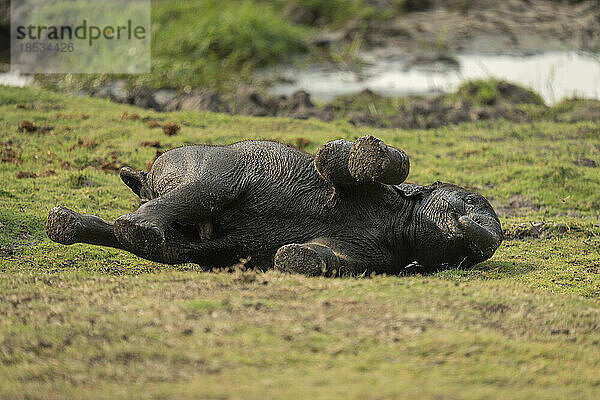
[458,215,503,258]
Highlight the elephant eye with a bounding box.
[464,195,477,205]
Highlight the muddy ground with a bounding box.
[345,0,600,56]
[91,79,600,129]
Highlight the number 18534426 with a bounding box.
[19,42,74,53]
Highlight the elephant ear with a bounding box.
[119,167,148,197]
[393,183,427,198]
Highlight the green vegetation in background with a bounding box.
[0,85,599,398]
[273,0,377,26]
[324,89,410,128]
[448,79,545,106]
[37,0,380,92]
[146,0,307,90]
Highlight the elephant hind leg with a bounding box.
[113,213,166,261]
[46,206,195,264]
[348,135,409,185]
[113,177,239,262]
[47,206,122,249]
[274,242,339,276]
[274,239,378,277]
[273,239,371,277]
[314,135,410,188]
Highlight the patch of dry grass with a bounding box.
[1,269,599,399]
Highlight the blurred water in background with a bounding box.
[3,51,599,105]
[0,70,33,87]
[268,51,600,104]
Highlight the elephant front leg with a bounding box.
[314,135,409,187]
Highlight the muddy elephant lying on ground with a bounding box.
[46,135,502,275]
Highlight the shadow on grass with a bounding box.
[432,260,536,281]
[4,239,536,280]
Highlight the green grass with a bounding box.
[1,85,600,399]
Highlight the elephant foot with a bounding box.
[46,206,84,245]
[349,135,409,185]
[113,213,165,259]
[274,243,339,276]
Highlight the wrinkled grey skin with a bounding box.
[46,135,502,276]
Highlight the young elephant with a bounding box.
[46,136,502,275]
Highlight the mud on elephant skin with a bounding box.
[46,135,502,276]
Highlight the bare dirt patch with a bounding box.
[573,158,598,168]
[100,162,120,173]
[121,111,140,121]
[294,137,312,150]
[16,171,37,179]
[492,195,539,218]
[69,139,98,150]
[18,120,37,133]
[162,122,181,136]
[40,169,56,177]
[15,170,55,179]
[503,221,596,240]
[1,144,22,165]
[147,120,162,129]
[39,126,54,134]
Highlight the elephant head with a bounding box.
[396,182,503,271]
